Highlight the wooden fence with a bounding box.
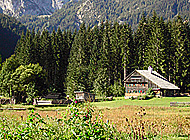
[170,102,190,107]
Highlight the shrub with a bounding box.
[130,96,135,100]
[110,81,125,97]
[0,100,123,139]
[146,88,154,95]
[137,95,154,100]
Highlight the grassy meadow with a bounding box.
[92,97,190,108]
[0,97,190,139]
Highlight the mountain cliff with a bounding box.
[0,0,71,18]
[17,0,190,32]
[0,0,189,32]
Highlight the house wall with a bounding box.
[125,83,148,95]
[125,71,158,96]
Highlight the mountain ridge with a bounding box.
[0,0,73,18]
[0,0,190,32]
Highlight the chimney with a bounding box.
[148,65,153,74]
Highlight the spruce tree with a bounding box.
[66,23,88,97]
[40,30,54,88]
[134,13,150,70]
[171,16,190,92]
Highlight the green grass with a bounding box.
[92,97,190,108]
[1,97,189,110]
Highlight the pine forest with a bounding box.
[0,13,189,103]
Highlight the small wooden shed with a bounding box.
[75,91,95,102]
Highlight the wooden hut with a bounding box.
[124,66,180,97]
[75,91,95,102]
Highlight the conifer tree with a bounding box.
[146,13,166,73]
[171,16,190,92]
[96,21,112,96]
[40,30,54,87]
[32,31,41,64]
[110,22,122,82]
[120,23,135,77]
[134,13,150,70]
[161,20,173,80]
[88,25,102,92]
[0,54,2,70]
[15,31,26,65]
[66,23,88,97]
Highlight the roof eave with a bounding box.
[123,69,137,82]
[160,88,180,90]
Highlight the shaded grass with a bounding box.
[1,104,68,111]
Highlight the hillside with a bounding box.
[18,0,190,32]
[0,0,73,18]
[0,13,26,61]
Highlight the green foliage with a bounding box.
[0,13,26,61]
[0,101,123,139]
[146,88,154,95]
[61,100,119,139]
[66,22,134,97]
[0,54,2,69]
[92,68,110,98]
[10,63,47,103]
[137,94,154,100]
[110,80,125,97]
[11,14,190,99]
[0,13,26,36]
[0,60,47,103]
[1,12,189,103]
[0,55,19,97]
[15,29,72,93]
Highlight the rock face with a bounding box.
[0,0,70,18]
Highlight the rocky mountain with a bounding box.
[0,0,190,32]
[0,0,72,18]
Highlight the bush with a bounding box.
[130,96,135,100]
[110,81,125,97]
[146,88,154,95]
[0,100,123,139]
[137,95,154,100]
